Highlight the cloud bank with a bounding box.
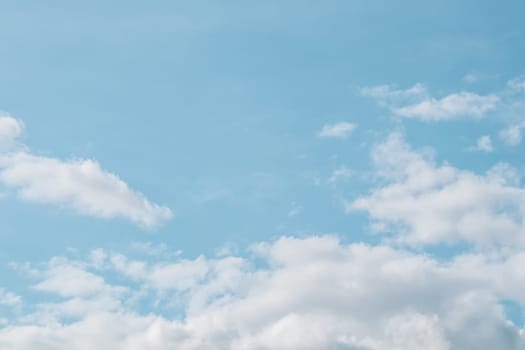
[0,235,524,349]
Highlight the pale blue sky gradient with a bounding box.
[0,1,524,347]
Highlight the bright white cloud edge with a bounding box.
[0,115,172,228]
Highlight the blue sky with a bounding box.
[0,1,525,349]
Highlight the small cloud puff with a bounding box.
[469,135,494,152]
[0,115,24,150]
[394,92,499,121]
[318,122,356,139]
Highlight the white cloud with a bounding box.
[360,84,499,121]
[33,260,123,299]
[0,236,524,349]
[359,83,427,100]
[507,76,525,94]
[0,116,172,228]
[470,135,494,152]
[328,166,353,184]
[26,261,128,325]
[0,288,21,307]
[348,133,525,247]
[500,122,525,146]
[129,242,178,257]
[108,253,212,293]
[394,92,499,121]
[318,122,356,139]
[215,242,238,257]
[496,76,525,146]
[0,115,24,151]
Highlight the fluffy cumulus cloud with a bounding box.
[394,92,499,121]
[348,133,525,247]
[360,84,499,121]
[319,122,357,139]
[0,115,172,228]
[0,235,524,350]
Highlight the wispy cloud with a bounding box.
[507,76,525,94]
[318,122,356,139]
[394,92,499,121]
[360,84,499,121]
[348,133,525,247]
[469,135,494,152]
[328,166,353,184]
[0,115,173,228]
[463,73,478,83]
[500,122,525,146]
[359,83,427,100]
[287,202,302,217]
